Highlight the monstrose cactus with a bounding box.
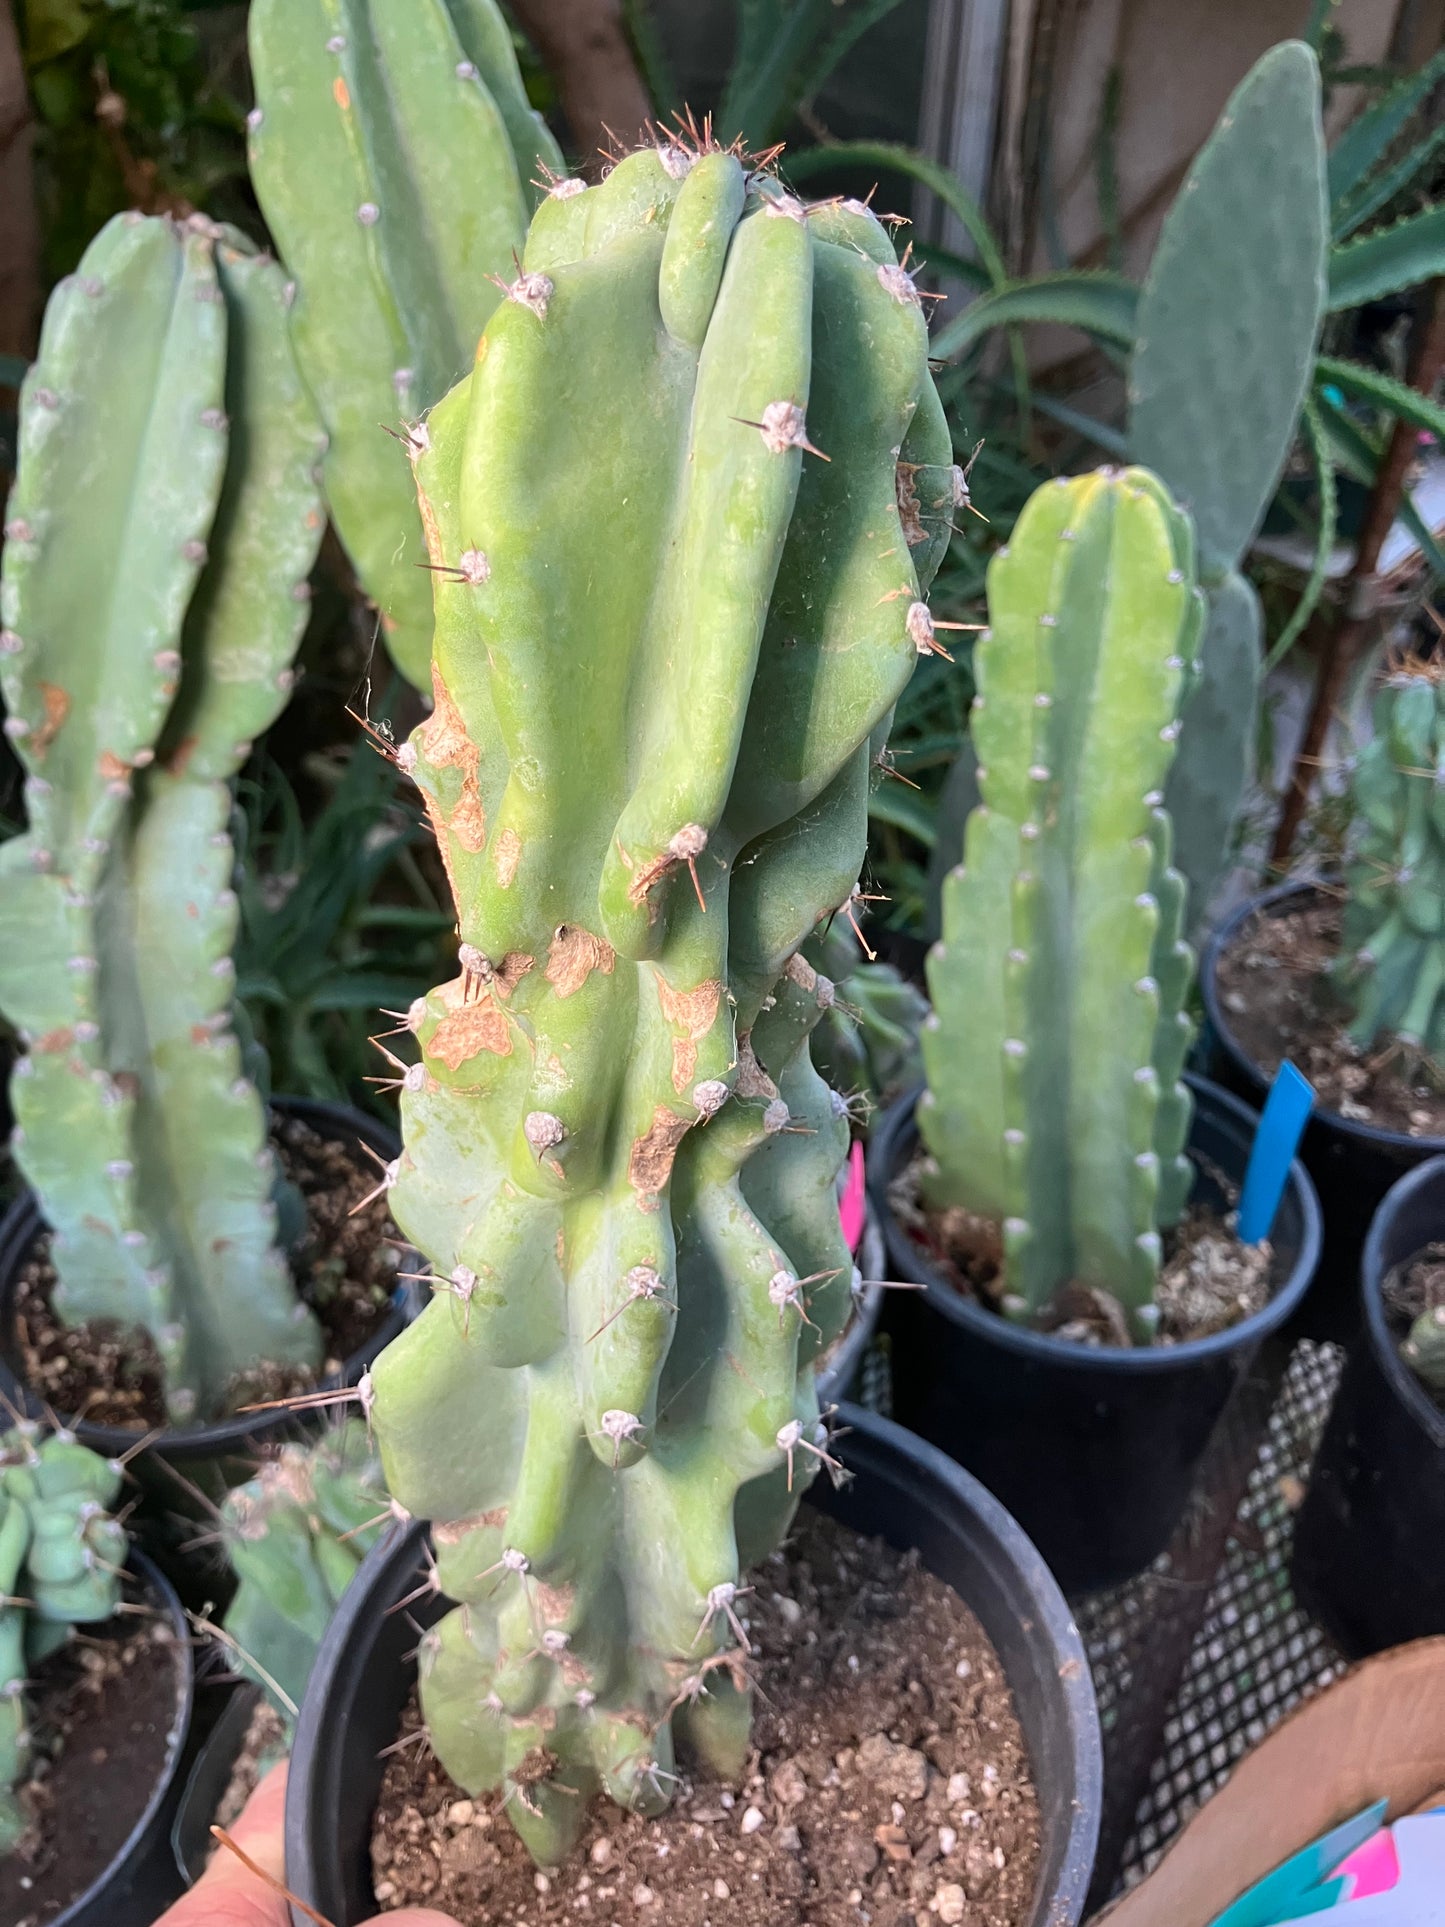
[1335,657,1445,1069]
[919,468,1203,1340]
[1,1433,128,1852]
[363,138,952,1863]
[248,0,566,689]
[0,212,329,1420]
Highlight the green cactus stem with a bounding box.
[360,141,948,1864]
[248,0,566,689]
[919,468,1203,1339]
[1335,658,1445,1068]
[222,1419,392,1724]
[1402,1304,1445,1393]
[0,1433,127,1853]
[0,212,328,1420]
[807,921,928,1110]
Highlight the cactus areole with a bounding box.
[365,139,951,1864]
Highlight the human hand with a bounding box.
[153,1761,458,1927]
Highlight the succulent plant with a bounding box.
[806,920,928,1111]
[0,1433,128,1853]
[918,468,1203,1339]
[247,0,566,690]
[0,211,329,1421]
[1335,658,1445,1068]
[1402,1302,1445,1394]
[356,138,949,1863]
[222,1419,391,1725]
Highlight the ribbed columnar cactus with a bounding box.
[1335,658,1445,1064]
[248,0,566,689]
[919,469,1204,1339]
[0,1434,127,1852]
[364,141,949,1863]
[0,212,328,1420]
[222,1419,390,1721]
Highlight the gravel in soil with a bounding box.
[0,1614,183,1927]
[370,1511,1043,1927]
[1214,897,1445,1138]
[10,1113,403,1428]
[889,1160,1273,1345]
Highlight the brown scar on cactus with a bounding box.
[545,924,616,998]
[653,972,723,1092]
[429,983,513,1068]
[494,826,522,887]
[628,1106,694,1200]
[627,824,709,914]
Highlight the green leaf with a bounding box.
[1025,389,1131,461]
[929,270,1138,362]
[1264,395,1337,671]
[19,0,94,67]
[1329,205,1445,309]
[1316,353,1445,444]
[1326,44,1445,208]
[783,141,1007,288]
[1313,386,1445,578]
[1332,119,1445,239]
[867,784,937,848]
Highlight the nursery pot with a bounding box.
[30,1550,195,1927]
[1201,879,1445,1340]
[1290,1155,1445,1656]
[0,1095,414,1468]
[171,1682,263,1889]
[869,1075,1322,1595]
[284,1404,1103,1927]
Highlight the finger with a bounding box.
[371,1914,465,1927]
[154,1760,290,1927]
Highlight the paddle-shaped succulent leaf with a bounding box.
[363,144,948,1863]
[919,468,1203,1339]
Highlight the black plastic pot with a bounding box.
[171,1682,263,1888]
[869,1075,1322,1596]
[1201,879,1445,1341]
[284,1404,1103,1927]
[1291,1155,1445,1656]
[0,1096,413,1467]
[44,1550,195,1927]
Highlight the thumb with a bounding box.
[365,1916,462,1926]
[154,1757,289,1927]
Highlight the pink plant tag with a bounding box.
[839,1140,866,1253]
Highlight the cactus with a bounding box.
[918,469,1203,1339]
[0,1433,127,1853]
[222,1419,390,1724]
[0,211,329,1420]
[358,140,947,1863]
[1334,659,1445,1066]
[807,921,928,1110]
[1402,1304,1445,1393]
[247,0,566,690]
[1130,41,1328,927]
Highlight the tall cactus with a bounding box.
[0,212,329,1420]
[0,1434,127,1853]
[1131,41,1328,927]
[919,469,1203,1339]
[1334,658,1445,1063]
[363,141,948,1863]
[248,0,567,689]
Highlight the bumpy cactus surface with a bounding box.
[807,921,928,1110]
[1132,41,1327,927]
[222,1419,390,1722]
[919,469,1203,1338]
[1403,1304,1445,1393]
[1335,659,1445,1065]
[0,1434,127,1852]
[362,139,949,1863]
[248,0,565,689]
[0,212,328,1420]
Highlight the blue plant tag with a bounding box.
[1237,1060,1314,1245]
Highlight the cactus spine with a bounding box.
[0,1434,128,1852]
[0,213,329,1420]
[364,141,948,1863]
[919,469,1203,1338]
[247,0,566,689]
[1335,659,1445,1066]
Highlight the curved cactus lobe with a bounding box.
[921,470,1199,1331]
[370,157,944,1859]
[248,0,556,690]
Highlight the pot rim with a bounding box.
[1200,875,1445,1157]
[0,1095,415,1460]
[868,1072,1322,1375]
[284,1400,1102,1927]
[1361,1152,1445,1447]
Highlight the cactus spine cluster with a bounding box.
[364,139,951,1863]
[919,469,1203,1338]
[1335,659,1445,1067]
[1,1434,128,1852]
[222,1419,389,1722]
[0,212,329,1421]
[248,0,566,690]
